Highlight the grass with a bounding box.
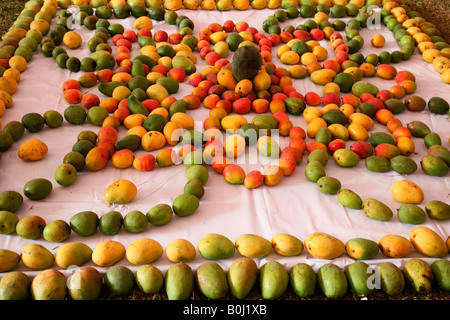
[0,0,28,37]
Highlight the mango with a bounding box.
[271,233,303,256]
[352,80,379,97]
[428,145,450,166]
[235,234,272,258]
[221,114,248,132]
[0,271,31,300]
[227,257,258,299]
[333,148,360,167]
[126,238,163,265]
[379,234,411,258]
[345,261,376,296]
[390,155,418,174]
[23,178,52,200]
[146,203,173,226]
[195,261,229,299]
[407,120,431,138]
[317,176,341,194]
[165,262,194,300]
[409,226,448,258]
[305,232,345,260]
[337,189,363,209]
[31,269,67,300]
[311,69,336,86]
[374,143,401,159]
[369,132,396,148]
[289,263,317,298]
[166,238,197,262]
[420,155,449,176]
[68,266,103,300]
[430,260,450,291]
[345,238,379,260]
[390,179,424,204]
[55,242,93,269]
[224,134,246,158]
[43,219,71,242]
[365,155,390,172]
[91,240,126,267]
[0,210,19,234]
[376,262,405,296]
[0,249,20,272]
[104,179,138,204]
[105,265,135,296]
[20,243,54,270]
[362,198,393,221]
[198,233,235,260]
[425,200,450,220]
[397,204,427,224]
[172,55,196,75]
[70,210,99,236]
[172,193,200,217]
[257,135,281,159]
[135,264,164,294]
[308,148,329,166]
[16,215,46,240]
[259,261,289,300]
[304,160,326,182]
[252,114,278,133]
[99,210,123,235]
[317,264,348,299]
[403,258,434,293]
[0,190,23,213]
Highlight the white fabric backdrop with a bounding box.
[1,8,449,280]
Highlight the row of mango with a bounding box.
[0,256,449,300]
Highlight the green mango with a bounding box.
[337,188,362,209]
[365,155,391,172]
[252,114,278,133]
[0,210,19,234]
[231,45,263,81]
[430,260,450,291]
[390,155,417,174]
[171,55,196,75]
[115,134,141,152]
[105,266,135,296]
[97,81,126,97]
[345,261,375,296]
[195,262,229,299]
[146,204,173,226]
[420,155,449,176]
[397,204,426,224]
[198,233,235,260]
[384,98,406,114]
[307,148,329,166]
[184,178,204,199]
[305,160,326,182]
[333,148,360,167]
[368,132,396,148]
[99,210,123,235]
[0,271,31,300]
[0,190,23,213]
[136,265,164,294]
[68,266,103,300]
[165,262,194,300]
[376,262,405,296]
[425,200,450,220]
[351,80,379,97]
[317,264,348,299]
[31,269,67,300]
[345,238,379,260]
[316,176,341,194]
[407,120,431,138]
[55,242,93,269]
[70,210,99,236]
[403,258,433,293]
[42,219,71,242]
[362,198,393,221]
[127,94,149,116]
[289,263,317,298]
[259,261,289,300]
[23,178,52,200]
[131,57,145,77]
[315,127,332,146]
[227,257,258,299]
[427,145,450,166]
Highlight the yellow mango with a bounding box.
[271,233,303,256]
[126,238,163,265]
[20,243,54,270]
[141,130,166,151]
[235,234,272,258]
[91,240,126,267]
[310,69,336,86]
[378,234,412,258]
[104,179,137,204]
[170,112,195,130]
[410,227,448,258]
[390,179,424,204]
[54,242,93,269]
[0,249,20,272]
[221,114,247,132]
[165,238,196,262]
[304,232,345,260]
[17,139,48,161]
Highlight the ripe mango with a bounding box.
[259,261,289,300]
[390,179,424,204]
[257,135,281,159]
[317,264,348,299]
[311,69,336,86]
[166,238,197,262]
[126,238,163,265]
[55,242,93,269]
[227,257,258,299]
[362,198,393,221]
[91,240,126,267]
[165,262,194,300]
[397,204,427,224]
[289,263,317,298]
[0,271,31,300]
[376,262,405,296]
[403,258,434,293]
[379,234,411,258]
[104,179,138,204]
[221,114,247,132]
[20,243,54,270]
[409,226,448,258]
[136,265,164,294]
[337,189,363,209]
[345,261,375,296]
[430,260,450,291]
[31,269,67,300]
[304,232,345,260]
[195,262,229,299]
[198,233,235,260]
[345,238,379,260]
[68,266,102,300]
[0,249,20,272]
[271,233,303,256]
[235,234,272,258]
[425,200,450,220]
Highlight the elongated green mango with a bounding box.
[345,261,375,296]
[165,262,194,300]
[227,257,258,299]
[289,263,316,298]
[317,264,348,299]
[259,261,289,300]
